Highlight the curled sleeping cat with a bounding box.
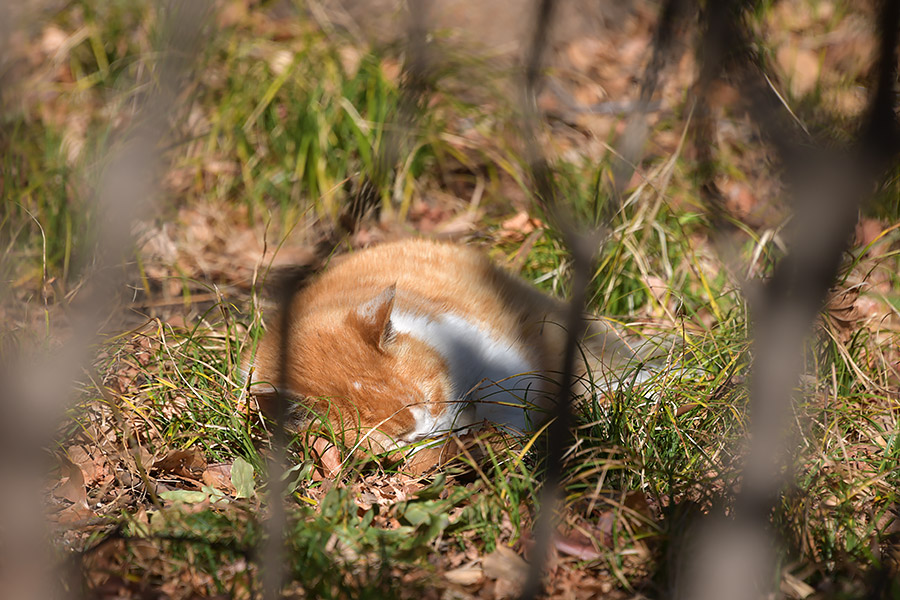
[243,238,653,474]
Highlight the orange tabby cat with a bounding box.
[243,238,648,472]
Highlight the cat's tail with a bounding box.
[575,316,694,401]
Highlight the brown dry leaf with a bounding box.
[82,420,120,451]
[554,528,603,561]
[721,179,757,218]
[39,25,68,57]
[310,436,343,480]
[854,217,886,250]
[776,44,821,97]
[825,86,868,117]
[53,454,95,524]
[61,113,88,165]
[67,444,112,488]
[825,286,862,322]
[643,275,671,317]
[54,454,87,505]
[492,577,522,600]
[444,564,485,586]
[148,202,318,291]
[557,491,655,562]
[266,49,293,76]
[557,509,617,559]
[435,211,479,236]
[482,545,529,595]
[781,571,815,599]
[380,58,401,83]
[152,447,207,481]
[409,198,455,233]
[823,286,865,343]
[217,0,249,27]
[572,81,605,106]
[705,80,742,111]
[338,46,362,78]
[203,463,237,495]
[623,490,653,520]
[565,38,603,71]
[55,501,95,525]
[499,211,544,242]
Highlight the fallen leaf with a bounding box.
[823,286,865,343]
[854,217,885,250]
[217,0,248,27]
[231,456,256,499]
[203,463,237,495]
[435,210,478,236]
[54,454,87,505]
[554,530,603,561]
[159,489,210,504]
[777,44,821,97]
[266,49,293,76]
[643,275,671,315]
[444,564,484,586]
[482,545,529,583]
[338,46,362,78]
[66,444,111,487]
[380,58,401,83]
[721,179,757,218]
[40,25,68,57]
[55,502,95,524]
[309,436,343,480]
[52,454,94,524]
[152,448,207,480]
[781,571,815,599]
[565,38,603,71]
[499,211,544,242]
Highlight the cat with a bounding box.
[242,238,651,474]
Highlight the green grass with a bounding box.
[2,0,898,598]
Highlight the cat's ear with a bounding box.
[348,284,396,350]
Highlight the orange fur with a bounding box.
[243,238,641,470]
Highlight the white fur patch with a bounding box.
[402,403,459,445]
[391,311,543,435]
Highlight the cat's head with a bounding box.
[243,285,454,456]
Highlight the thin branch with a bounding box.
[519,2,590,598]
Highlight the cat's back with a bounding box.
[295,238,555,331]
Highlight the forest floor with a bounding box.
[2,0,899,598]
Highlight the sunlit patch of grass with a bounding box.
[499,129,899,588]
[1,0,175,294]
[193,34,399,221]
[0,126,81,292]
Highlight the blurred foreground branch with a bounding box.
[679,1,900,598]
[0,3,210,598]
[519,0,690,596]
